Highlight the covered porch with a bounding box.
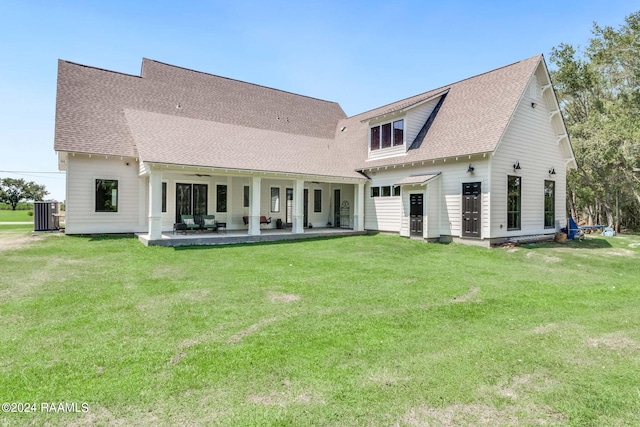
[143,163,367,242]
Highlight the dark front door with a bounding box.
[462,182,481,238]
[410,193,423,236]
[334,189,341,227]
[175,183,208,223]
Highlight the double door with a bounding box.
[175,183,208,223]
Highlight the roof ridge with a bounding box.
[348,54,543,120]
[59,59,142,79]
[141,58,343,107]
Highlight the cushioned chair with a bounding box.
[201,215,217,232]
[181,215,200,232]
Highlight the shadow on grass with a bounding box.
[518,236,613,251]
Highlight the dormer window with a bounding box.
[370,119,404,151]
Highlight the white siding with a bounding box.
[365,168,407,232]
[425,178,441,239]
[438,160,490,239]
[367,145,406,161]
[490,70,569,238]
[405,97,440,144]
[65,155,144,234]
[365,159,490,240]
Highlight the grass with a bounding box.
[1,231,640,426]
[0,209,33,222]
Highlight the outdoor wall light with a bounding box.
[549,167,556,175]
[513,161,521,170]
[467,164,475,173]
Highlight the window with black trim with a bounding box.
[507,176,521,230]
[271,187,280,212]
[95,179,118,212]
[544,180,555,228]
[162,182,167,213]
[370,119,404,151]
[243,186,250,208]
[217,185,227,212]
[370,186,400,197]
[314,189,321,213]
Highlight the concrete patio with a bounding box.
[137,227,367,247]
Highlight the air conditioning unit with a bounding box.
[34,201,60,231]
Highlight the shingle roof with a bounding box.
[394,173,441,186]
[339,55,543,171]
[124,109,362,179]
[54,55,543,177]
[54,59,346,159]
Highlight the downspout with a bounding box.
[487,153,492,240]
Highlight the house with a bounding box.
[54,54,576,246]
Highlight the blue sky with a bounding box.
[0,1,635,202]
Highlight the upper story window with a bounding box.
[370,119,404,151]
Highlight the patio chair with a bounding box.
[180,214,200,232]
[201,214,217,232]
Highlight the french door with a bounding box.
[175,183,208,223]
[284,188,309,227]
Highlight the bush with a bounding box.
[27,211,34,217]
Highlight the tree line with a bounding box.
[549,11,640,231]
[0,178,48,210]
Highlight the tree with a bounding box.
[0,178,49,210]
[550,11,640,231]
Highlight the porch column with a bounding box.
[354,181,365,231]
[248,176,261,236]
[148,169,162,239]
[292,179,304,234]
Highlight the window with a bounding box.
[314,189,322,213]
[217,185,227,212]
[243,186,250,208]
[95,179,118,212]
[507,176,521,230]
[381,123,392,148]
[370,126,381,151]
[370,186,399,197]
[162,182,167,213]
[271,187,280,212]
[393,120,404,146]
[544,180,555,228]
[370,119,404,151]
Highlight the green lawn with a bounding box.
[0,209,33,222]
[1,231,639,426]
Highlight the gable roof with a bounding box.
[54,59,346,159]
[54,55,548,177]
[338,55,544,171]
